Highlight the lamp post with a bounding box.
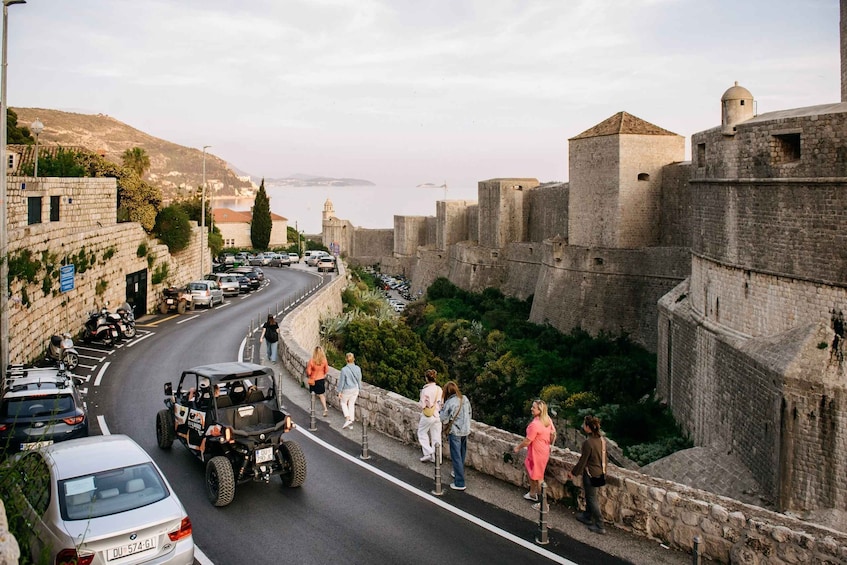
[30,117,42,177]
[0,0,26,372]
[200,145,211,278]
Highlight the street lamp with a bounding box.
[200,145,211,277]
[30,117,42,177]
[0,0,26,372]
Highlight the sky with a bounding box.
[5,0,841,190]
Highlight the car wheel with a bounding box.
[62,351,79,371]
[206,456,236,507]
[177,300,186,315]
[159,302,169,314]
[278,440,307,488]
[156,409,175,449]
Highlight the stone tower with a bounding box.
[568,112,684,249]
[322,198,335,223]
[721,82,754,135]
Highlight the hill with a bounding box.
[11,108,256,200]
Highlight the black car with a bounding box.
[227,268,260,290]
[236,275,251,293]
[0,365,89,454]
[157,362,306,506]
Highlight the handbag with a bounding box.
[586,437,607,487]
[423,405,436,418]
[442,396,464,437]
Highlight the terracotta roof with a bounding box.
[570,111,678,140]
[212,208,287,223]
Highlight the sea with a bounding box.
[213,184,479,235]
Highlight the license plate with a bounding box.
[106,536,157,561]
[166,299,174,305]
[255,447,273,464]
[21,440,53,450]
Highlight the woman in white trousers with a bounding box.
[417,369,443,462]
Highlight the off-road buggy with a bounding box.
[156,362,306,506]
[158,285,194,314]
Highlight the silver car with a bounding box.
[187,280,224,308]
[13,434,194,564]
[207,273,241,297]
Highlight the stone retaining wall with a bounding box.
[278,272,847,564]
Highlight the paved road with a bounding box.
[84,265,687,565]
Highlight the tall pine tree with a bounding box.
[251,179,272,250]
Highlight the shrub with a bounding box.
[153,205,191,253]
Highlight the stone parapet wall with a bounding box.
[500,242,543,301]
[410,247,450,297]
[526,183,568,243]
[279,276,847,564]
[446,241,507,293]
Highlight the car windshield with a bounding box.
[2,395,74,418]
[188,283,207,291]
[59,462,169,521]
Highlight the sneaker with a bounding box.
[523,492,538,502]
[323,410,328,417]
[531,502,541,511]
[588,524,606,535]
[576,513,593,525]
[342,420,352,429]
[449,483,466,491]
[450,471,455,478]
[420,455,432,462]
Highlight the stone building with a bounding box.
[213,207,287,249]
[326,1,847,518]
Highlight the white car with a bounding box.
[12,434,194,565]
[316,256,336,273]
[288,253,300,263]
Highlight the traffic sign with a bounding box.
[60,264,75,293]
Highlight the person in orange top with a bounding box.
[306,345,330,416]
[513,399,556,506]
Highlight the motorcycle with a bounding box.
[109,302,137,339]
[82,306,120,347]
[45,332,80,371]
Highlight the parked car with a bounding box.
[269,253,290,267]
[317,256,336,273]
[228,268,260,290]
[157,362,306,507]
[0,365,88,453]
[249,253,270,266]
[288,253,300,263]
[306,251,328,267]
[206,273,241,297]
[187,280,224,308]
[11,434,194,564]
[235,275,252,293]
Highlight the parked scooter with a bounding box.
[82,306,120,347]
[45,332,79,371]
[108,302,137,339]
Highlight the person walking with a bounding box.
[568,414,607,534]
[417,369,443,462]
[260,314,280,362]
[439,381,471,491]
[513,399,557,509]
[306,345,330,416]
[337,352,363,429]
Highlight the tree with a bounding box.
[250,179,272,250]
[153,205,191,253]
[121,147,151,178]
[7,108,34,144]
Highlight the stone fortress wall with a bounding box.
[277,272,847,564]
[322,3,847,526]
[5,176,209,365]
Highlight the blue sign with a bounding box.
[60,264,75,293]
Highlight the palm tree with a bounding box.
[121,147,151,178]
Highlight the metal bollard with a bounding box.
[308,392,317,431]
[692,536,701,565]
[535,481,549,545]
[359,418,371,460]
[431,442,443,496]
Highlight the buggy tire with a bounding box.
[206,456,235,507]
[62,351,79,371]
[156,409,175,449]
[188,300,195,311]
[159,302,169,314]
[177,300,186,315]
[278,440,307,488]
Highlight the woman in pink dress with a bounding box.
[513,399,556,505]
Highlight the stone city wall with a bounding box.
[526,182,569,244]
[568,135,622,248]
[477,179,539,248]
[349,227,393,266]
[436,200,475,251]
[658,162,693,247]
[410,248,450,297]
[6,176,209,365]
[446,241,508,293]
[530,242,690,351]
[278,276,847,564]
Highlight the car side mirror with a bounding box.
[164,383,173,396]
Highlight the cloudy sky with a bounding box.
[6,0,840,189]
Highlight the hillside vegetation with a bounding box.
[11,107,254,201]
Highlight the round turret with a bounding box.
[721,81,754,135]
[322,198,335,221]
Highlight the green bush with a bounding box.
[153,205,191,253]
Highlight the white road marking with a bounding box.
[177,315,200,324]
[97,415,110,435]
[125,332,155,348]
[93,361,110,386]
[194,547,214,565]
[294,427,577,565]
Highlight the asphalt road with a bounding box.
[83,265,635,565]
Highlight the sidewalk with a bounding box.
[263,357,689,565]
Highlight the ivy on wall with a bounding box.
[151,262,169,285]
